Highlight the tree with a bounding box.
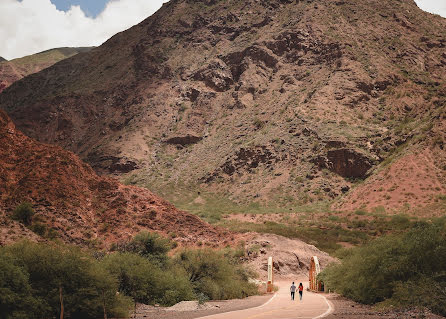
[103,253,155,318]
[0,254,39,319]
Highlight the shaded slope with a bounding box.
[0,110,231,247]
[0,0,445,214]
[0,47,92,93]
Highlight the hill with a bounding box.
[0,110,230,247]
[0,0,445,215]
[0,47,92,93]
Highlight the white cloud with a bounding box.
[0,0,168,60]
[414,0,446,18]
[1,0,445,60]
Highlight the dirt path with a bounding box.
[196,281,333,319]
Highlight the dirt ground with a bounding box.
[134,294,272,319]
[325,294,445,319]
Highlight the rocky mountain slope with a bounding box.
[1,0,445,215]
[0,110,231,247]
[0,47,92,93]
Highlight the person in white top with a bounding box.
[290,282,296,300]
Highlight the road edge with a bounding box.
[196,293,278,319]
[312,293,334,319]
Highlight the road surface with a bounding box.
[197,281,333,319]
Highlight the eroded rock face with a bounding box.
[246,234,336,278]
[87,154,139,174]
[314,149,373,179]
[265,30,342,65]
[203,145,293,183]
[193,59,234,91]
[223,45,279,82]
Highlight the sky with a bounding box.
[50,0,109,17]
[0,0,445,60]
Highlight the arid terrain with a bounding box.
[0,0,444,218]
[0,47,92,93]
[0,110,231,247]
[0,0,445,318]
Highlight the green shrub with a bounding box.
[354,210,367,216]
[11,202,34,226]
[2,241,132,319]
[114,231,172,266]
[30,223,47,236]
[0,255,39,319]
[0,236,259,318]
[320,223,446,316]
[390,214,411,229]
[175,249,258,300]
[102,252,194,307]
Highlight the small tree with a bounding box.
[124,232,172,266]
[103,253,153,318]
[12,202,35,226]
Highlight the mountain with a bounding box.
[0,110,230,247]
[0,47,93,93]
[1,0,445,215]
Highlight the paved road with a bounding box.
[198,281,333,319]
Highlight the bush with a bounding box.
[0,234,259,318]
[29,223,46,236]
[11,202,34,226]
[102,252,194,307]
[114,231,172,266]
[320,223,446,316]
[0,255,39,319]
[175,249,258,300]
[2,241,132,319]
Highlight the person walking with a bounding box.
[298,282,304,301]
[290,282,296,300]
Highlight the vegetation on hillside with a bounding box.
[320,220,446,316]
[0,232,258,319]
[217,208,428,254]
[11,202,35,226]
